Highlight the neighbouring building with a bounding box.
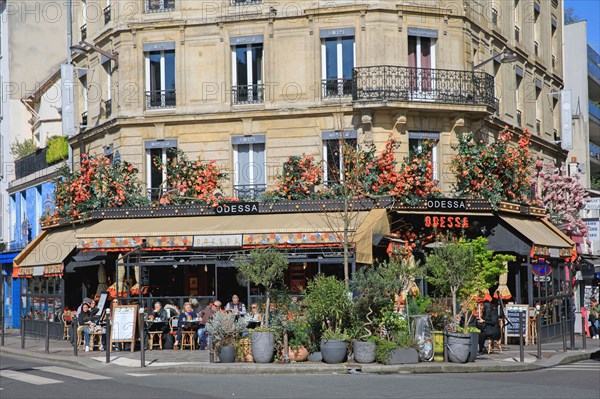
[0,0,67,328]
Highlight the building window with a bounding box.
[104,0,111,24]
[492,7,498,25]
[515,72,523,125]
[321,30,355,98]
[79,74,87,128]
[103,60,112,117]
[232,136,266,200]
[145,49,176,109]
[145,140,177,201]
[232,43,264,104]
[535,84,542,135]
[145,0,175,13]
[322,130,357,186]
[409,132,439,181]
[9,194,16,243]
[408,34,436,94]
[81,0,87,41]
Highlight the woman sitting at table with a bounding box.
[174,301,198,348]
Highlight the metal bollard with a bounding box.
[45,315,50,354]
[105,310,111,364]
[72,322,78,357]
[139,310,145,368]
[209,339,214,363]
[561,314,567,352]
[519,311,524,363]
[581,312,587,350]
[20,317,25,349]
[536,311,542,360]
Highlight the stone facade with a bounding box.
[70,0,567,198]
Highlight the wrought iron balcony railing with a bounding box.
[145,90,176,109]
[104,5,111,24]
[14,148,49,180]
[232,84,265,105]
[145,0,175,13]
[322,78,353,98]
[232,0,263,4]
[234,184,266,200]
[80,24,87,41]
[352,66,496,108]
[105,99,112,117]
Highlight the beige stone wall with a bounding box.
[71,0,566,198]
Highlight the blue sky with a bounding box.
[565,0,600,49]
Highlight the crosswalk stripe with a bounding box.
[0,370,62,385]
[34,366,111,380]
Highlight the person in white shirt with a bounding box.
[225,294,247,316]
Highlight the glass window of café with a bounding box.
[21,276,64,322]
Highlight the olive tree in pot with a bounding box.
[236,248,288,363]
[206,311,246,363]
[305,275,352,364]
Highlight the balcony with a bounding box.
[80,24,87,41]
[104,5,111,24]
[232,84,265,105]
[14,148,49,180]
[590,100,600,122]
[145,90,176,109]
[322,78,353,99]
[145,0,175,13]
[232,0,263,4]
[352,66,496,109]
[81,111,88,127]
[233,184,266,200]
[105,99,112,117]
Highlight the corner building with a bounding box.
[71,0,566,199]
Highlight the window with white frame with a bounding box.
[322,130,357,186]
[408,29,437,95]
[231,35,264,104]
[233,135,266,200]
[145,140,177,201]
[408,132,439,181]
[144,42,176,109]
[321,28,355,98]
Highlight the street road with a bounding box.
[1,353,598,399]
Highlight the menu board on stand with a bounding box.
[504,304,529,344]
[110,304,138,352]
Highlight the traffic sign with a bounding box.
[532,263,552,277]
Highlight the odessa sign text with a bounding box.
[426,199,466,211]
[214,202,259,215]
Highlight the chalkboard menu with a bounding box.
[110,304,138,352]
[504,304,529,343]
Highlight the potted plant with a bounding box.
[426,297,452,362]
[236,248,288,363]
[320,328,350,364]
[287,320,310,362]
[373,307,419,365]
[305,275,352,363]
[206,311,246,363]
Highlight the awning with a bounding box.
[0,251,19,264]
[498,215,575,257]
[76,211,389,262]
[13,227,78,278]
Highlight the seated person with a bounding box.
[196,300,221,350]
[225,295,247,317]
[174,302,198,348]
[477,300,501,354]
[245,303,262,329]
[77,302,95,352]
[148,300,169,333]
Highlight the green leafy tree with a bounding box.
[304,275,351,340]
[46,136,69,164]
[235,248,288,327]
[10,138,38,159]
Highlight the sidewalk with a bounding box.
[1,330,598,375]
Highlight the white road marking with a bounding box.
[34,366,111,380]
[0,370,62,385]
[126,373,156,377]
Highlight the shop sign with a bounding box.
[214,202,259,215]
[585,198,600,210]
[424,215,469,229]
[193,235,242,248]
[584,219,599,239]
[425,199,466,211]
[534,275,551,282]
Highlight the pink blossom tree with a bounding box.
[534,162,590,243]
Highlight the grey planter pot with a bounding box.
[388,348,419,364]
[468,332,479,362]
[219,345,236,363]
[307,352,322,362]
[445,332,471,364]
[353,340,376,364]
[251,331,275,363]
[320,340,348,364]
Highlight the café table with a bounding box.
[145,318,168,350]
[177,318,202,350]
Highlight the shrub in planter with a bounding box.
[320,328,350,364]
[206,311,246,362]
[353,337,377,364]
[288,320,310,362]
[250,327,276,363]
[46,136,69,165]
[305,275,352,344]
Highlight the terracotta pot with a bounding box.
[288,346,309,362]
